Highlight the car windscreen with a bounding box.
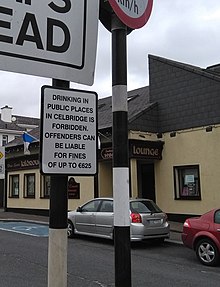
[130,200,162,214]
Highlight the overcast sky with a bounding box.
[1,0,220,118]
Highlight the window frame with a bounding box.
[40,175,51,198]
[99,200,113,213]
[2,135,8,146]
[24,173,35,198]
[81,200,101,212]
[173,165,201,200]
[9,174,19,198]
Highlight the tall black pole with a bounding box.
[111,15,132,287]
[48,79,69,287]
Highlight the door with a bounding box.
[96,199,114,238]
[74,199,101,235]
[138,163,156,202]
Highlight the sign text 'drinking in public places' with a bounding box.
[40,86,97,175]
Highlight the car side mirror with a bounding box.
[77,206,82,212]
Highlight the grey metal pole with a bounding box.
[48,79,69,287]
[111,14,132,287]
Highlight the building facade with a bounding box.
[0,106,39,207]
[4,55,220,221]
[148,55,220,220]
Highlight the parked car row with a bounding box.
[68,198,220,267]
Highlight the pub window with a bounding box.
[174,165,201,200]
[24,173,35,198]
[2,135,8,146]
[9,175,19,198]
[41,175,51,198]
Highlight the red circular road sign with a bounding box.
[109,0,153,29]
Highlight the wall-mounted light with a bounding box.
[170,131,176,137]
[157,133,163,139]
[205,126,213,132]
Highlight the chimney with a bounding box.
[1,105,12,122]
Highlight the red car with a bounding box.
[182,208,220,266]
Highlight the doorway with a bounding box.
[138,162,156,202]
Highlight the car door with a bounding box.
[74,199,101,235]
[95,199,114,238]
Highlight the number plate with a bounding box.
[150,219,162,225]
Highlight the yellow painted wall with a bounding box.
[155,126,220,215]
[7,169,94,212]
[68,176,94,211]
[98,161,113,197]
[97,156,139,199]
[7,169,49,209]
[130,159,138,198]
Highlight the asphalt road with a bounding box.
[0,229,219,287]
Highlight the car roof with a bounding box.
[91,197,152,202]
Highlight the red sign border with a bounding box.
[109,0,153,29]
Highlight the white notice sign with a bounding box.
[40,86,97,175]
[0,0,99,85]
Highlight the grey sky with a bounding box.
[1,0,220,118]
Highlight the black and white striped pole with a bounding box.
[111,14,132,287]
[48,79,69,287]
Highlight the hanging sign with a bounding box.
[109,0,153,29]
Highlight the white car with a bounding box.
[68,198,170,242]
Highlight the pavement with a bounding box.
[0,209,183,244]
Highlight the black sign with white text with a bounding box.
[40,86,97,175]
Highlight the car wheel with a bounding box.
[195,238,219,266]
[67,220,75,238]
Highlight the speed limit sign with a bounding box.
[109,0,153,29]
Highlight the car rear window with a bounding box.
[130,200,162,214]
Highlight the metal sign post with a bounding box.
[111,15,131,287]
[0,147,5,211]
[47,79,69,287]
[100,1,154,286]
[40,79,98,287]
[0,147,5,180]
